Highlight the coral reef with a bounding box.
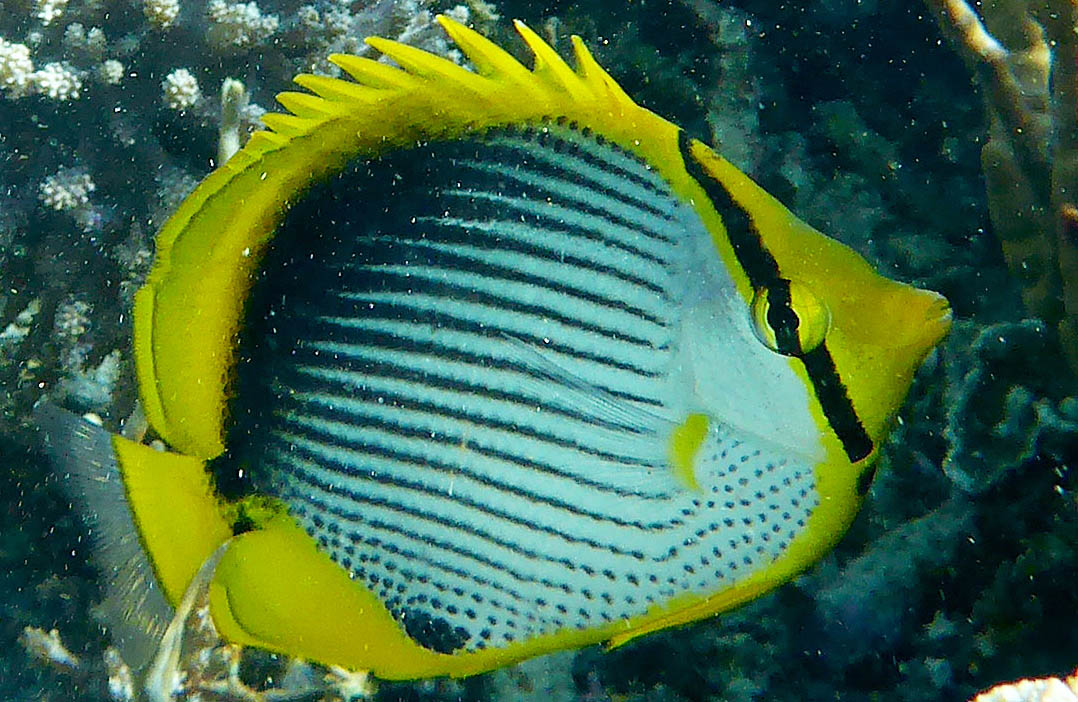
[1,0,1076,701]
[142,0,180,31]
[38,168,94,211]
[0,37,36,97]
[206,0,280,51]
[941,319,1078,493]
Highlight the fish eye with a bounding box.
[750,281,831,355]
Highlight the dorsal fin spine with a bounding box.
[512,20,589,100]
[436,15,535,83]
[328,54,421,90]
[569,35,633,104]
[275,91,344,118]
[258,112,312,137]
[292,73,386,103]
[365,35,495,91]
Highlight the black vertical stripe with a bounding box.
[677,132,873,463]
[765,278,801,357]
[798,347,873,461]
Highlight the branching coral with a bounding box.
[924,0,1078,377]
[143,0,181,31]
[35,0,69,27]
[31,60,83,100]
[38,167,95,212]
[207,0,280,51]
[0,37,35,98]
[161,67,201,110]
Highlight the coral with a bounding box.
[207,0,279,50]
[808,497,975,663]
[0,299,40,352]
[48,296,121,412]
[687,3,763,173]
[38,166,103,232]
[161,67,201,110]
[103,647,135,702]
[143,0,181,30]
[38,167,95,212]
[62,23,107,62]
[942,319,1078,493]
[217,77,248,163]
[34,0,69,27]
[467,0,500,22]
[487,652,577,702]
[925,0,1078,378]
[0,37,34,99]
[19,627,81,671]
[96,58,122,85]
[152,165,200,220]
[31,61,82,101]
[53,297,91,340]
[55,348,122,412]
[972,670,1078,702]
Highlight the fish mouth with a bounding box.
[920,290,953,349]
[886,287,952,358]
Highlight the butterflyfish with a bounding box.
[36,16,952,680]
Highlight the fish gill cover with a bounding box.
[0,1,1075,701]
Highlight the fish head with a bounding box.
[680,139,952,467]
[759,214,953,453]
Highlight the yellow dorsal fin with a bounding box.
[512,20,589,99]
[237,14,645,153]
[437,16,538,83]
[328,53,422,90]
[274,90,347,119]
[569,35,633,102]
[292,71,393,102]
[366,35,496,93]
[256,111,313,138]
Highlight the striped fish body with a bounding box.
[227,126,818,658]
[37,17,952,680]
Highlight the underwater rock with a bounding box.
[809,497,974,665]
[942,319,1078,494]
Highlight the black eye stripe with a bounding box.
[766,280,801,357]
[677,131,873,464]
[800,348,873,462]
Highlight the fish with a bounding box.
[35,16,952,681]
